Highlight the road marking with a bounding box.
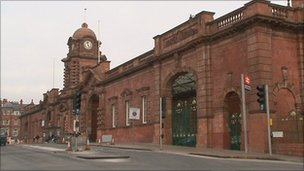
[22,145,65,152]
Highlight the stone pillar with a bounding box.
[196,43,213,148]
[246,25,273,153]
[297,33,304,114]
[152,62,161,144]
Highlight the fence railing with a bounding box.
[271,4,288,18]
[208,1,294,32]
[217,8,245,29]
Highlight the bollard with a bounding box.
[84,139,91,151]
[65,141,72,151]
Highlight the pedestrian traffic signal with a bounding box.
[256,85,266,112]
[73,120,80,133]
[75,120,79,128]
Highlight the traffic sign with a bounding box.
[129,107,140,120]
[244,75,251,85]
[244,75,251,91]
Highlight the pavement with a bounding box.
[24,142,303,163]
[92,142,304,163]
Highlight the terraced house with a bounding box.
[20,0,304,156]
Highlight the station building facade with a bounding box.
[20,0,304,156]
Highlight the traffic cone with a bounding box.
[65,141,72,151]
[84,139,91,151]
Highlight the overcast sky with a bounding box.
[1,1,287,104]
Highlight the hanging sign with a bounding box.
[129,107,140,120]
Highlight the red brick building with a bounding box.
[0,99,27,143]
[20,0,303,156]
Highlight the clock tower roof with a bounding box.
[72,22,96,40]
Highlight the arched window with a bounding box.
[172,72,196,97]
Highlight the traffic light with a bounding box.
[161,97,166,119]
[256,85,266,112]
[73,91,81,114]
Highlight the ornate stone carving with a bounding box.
[281,66,288,82]
[225,72,233,87]
[174,52,182,68]
[273,66,295,94]
[108,96,118,104]
[137,86,150,92]
[59,102,67,112]
[121,89,132,98]
[164,28,198,48]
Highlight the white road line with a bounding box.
[22,145,65,152]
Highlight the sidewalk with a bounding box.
[27,142,303,163]
[91,142,304,163]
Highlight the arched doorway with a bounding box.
[273,89,303,144]
[171,72,197,147]
[88,94,99,142]
[224,92,241,150]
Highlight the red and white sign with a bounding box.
[244,75,251,85]
[244,74,251,91]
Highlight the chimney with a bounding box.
[292,0,304,8]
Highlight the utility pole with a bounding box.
[159,97,163,150]
[265,85,272,155]
[256,84,272,155]
[241,74,248,153]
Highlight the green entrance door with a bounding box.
[225,92,241,150]
[229,112,241,150]
[89,94,99,142]
[171,72,197,147]
[172,97,197,147]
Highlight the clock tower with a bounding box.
[62,22,104,89]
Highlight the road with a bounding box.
[1,144,303,170]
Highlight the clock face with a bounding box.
[83,40,93,50]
